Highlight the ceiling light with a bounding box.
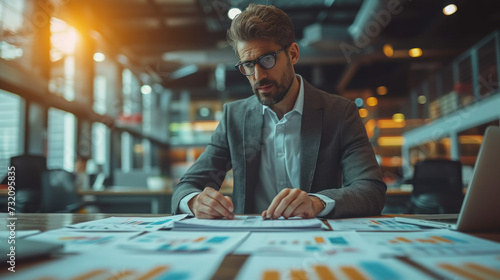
[359,108,369,118]
[409,48,423,58]
[418,95,427,104]
[93,52,105,62]
[366,97,378,107]
[443,4,457,16]
[228,8,242,20]
[392,113,405,123]
[141,85,152,95]
[377,86,388,96]
[383,44,394,57]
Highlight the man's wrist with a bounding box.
[187,194,199,213]
[310,196,326,215]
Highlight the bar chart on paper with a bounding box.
[234,232,374,255]
[328,218,424,231]
[360,229,500,257]
[412,254,500,280]
[8,253,223,280]
[118,231,249,254]
[235,255,433,280]
[25,230,140,253]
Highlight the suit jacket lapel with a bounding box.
[300,81,324,192]
[243,98,263,212]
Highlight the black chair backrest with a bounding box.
[10,155,47,191]
[406,159,464,214]
[41,169,78,213]
[9,155,47,212]
[412,159,463,195]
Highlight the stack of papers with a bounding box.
[173,215,324,231]
[66,215,188,231]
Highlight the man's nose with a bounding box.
[253,63,268,81]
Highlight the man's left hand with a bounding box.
[261,188,324,219]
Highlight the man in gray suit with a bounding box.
[172,4,386,219]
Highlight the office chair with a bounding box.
[405,159,464,214]
[10,155,47,212]
[41,169,101,213]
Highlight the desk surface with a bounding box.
[1,213,500,280]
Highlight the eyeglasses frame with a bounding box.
[234,47,288,76]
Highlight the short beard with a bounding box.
[253,61,294,106]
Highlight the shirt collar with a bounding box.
[262,74,304,116]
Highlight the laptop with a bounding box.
[395,126,500,232]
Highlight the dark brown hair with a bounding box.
[227,4,295,56]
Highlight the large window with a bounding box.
[0,1,27,63]
[47,108,76,171]
[0,90,24,179]
[92,122,109,175]
[49,17,77,101]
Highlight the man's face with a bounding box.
[236,39,296,106]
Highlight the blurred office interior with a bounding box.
[0,0,499,213]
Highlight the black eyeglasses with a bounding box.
[235,48,286,76]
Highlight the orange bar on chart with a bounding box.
[416,239,437,244]
[262,270,280,280]
[108,270,135,279]
[438,264,483,280]
[430,236,453,243]
[290,269,308,280]
[193,237,206,242]
[313,265,337,280]
[71,269,108,280]
[314,237,326,244]
[465,263,500,278]
[370,220,381,225]
[340,266,368,280]
[395,237,412,243]
[137,265,169,280]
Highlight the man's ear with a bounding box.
[288,42,300,65]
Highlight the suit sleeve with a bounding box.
[318,101,387,218]
[171,104,232,214]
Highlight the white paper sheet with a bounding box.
[359,229,500,257]
[173,215,323,231]
[117,231,250,255]
[328,217,426,231]
[235,255,433,280]
[410,254,500,280]
[7,250,225,280]
[66,214,188,231]
[25,230,141,253]
[233,231,384,256]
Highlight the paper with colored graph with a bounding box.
[235,255,433,280]
[234,231,386,256]
[328,217,425,231]
[6,250,225,280]
[25,230,140,253]
[66,214,188,231]
[173,215,323,231]
[118,231,250,254]
[410,254,500,280]
[359,229,500,257]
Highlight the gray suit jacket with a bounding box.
[172,79,386,218]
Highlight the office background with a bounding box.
[0,0,499,214]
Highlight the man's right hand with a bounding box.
[187,187,234,219]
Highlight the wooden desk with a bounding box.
[1,213,500,280]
